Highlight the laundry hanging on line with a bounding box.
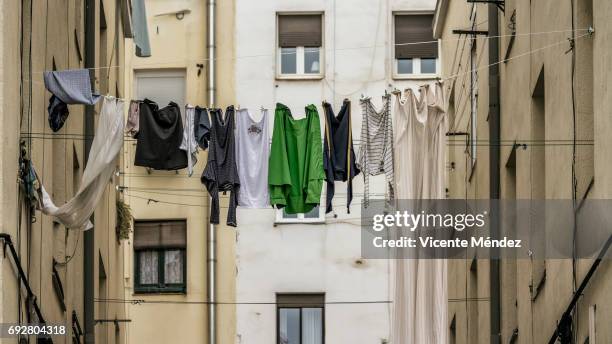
[43,69,101,132]
[38,96,124,230]
[235,107,270,208]
[357,92,394,208]
[269,103,325,215]
[126,100,141,138]
[180,105,199,177]
[134,99,188,170]
[322,99,360,214]
[390,82,448,344]
[125,84,449,221]
[201,106,240,227]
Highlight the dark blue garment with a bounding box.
[194,106,211,150]
[322,99,360,214]
[47,95,70,132]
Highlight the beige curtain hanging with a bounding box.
[391,82,448,344]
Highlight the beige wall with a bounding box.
[1,0,128,343]
[436,0,610,343]
[122,0,235,343]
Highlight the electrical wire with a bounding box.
[27,27,590,76]
[93,297,489,306]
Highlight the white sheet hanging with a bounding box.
[39,96,125,230]
[391,82,448,344]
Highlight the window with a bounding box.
[394,13,439,77]
[277,294,324,344]
[275,205,325,224]
[134,220,187,293]
[277,13,323,78]
[135,70,186,110]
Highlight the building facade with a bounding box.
[233,0,440,343]
[1,0,130,343]
[434,0,611,343]
[121,0,236,343]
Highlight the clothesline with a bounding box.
[20,132,599,142]
[121,186,386,198]
[21,134,597,147]
[94,297,393,305]
[26,28,590,76]
[441,32,591,82]
[124,192,375,210]
[22,28,591,114]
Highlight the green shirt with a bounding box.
[269,103,325,214]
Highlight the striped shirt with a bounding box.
[357,95,394,207]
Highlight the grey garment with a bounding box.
[235,109,270,208]
[201,106,239,227]
[357,95,394,207]
[180,105,198,177]
[43,69,101,105]
[194,106,211,149]
[132,0,151,57]
[126,100,140,138]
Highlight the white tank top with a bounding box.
[235,108,270,207]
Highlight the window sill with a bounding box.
[133,288,186,295]
[392,74,440,81]
[274,219,327,225]
[275,74,324,81]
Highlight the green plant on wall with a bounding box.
[116,199,133,240]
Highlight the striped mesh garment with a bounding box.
[357,94,394,207]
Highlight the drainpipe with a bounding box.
[488,4,501,344]
[206,0,217,343]
[84,0,96,342]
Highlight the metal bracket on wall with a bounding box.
[467,0,505,13]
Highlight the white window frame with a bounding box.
[276,12,325,80]
[133,68,187,110]
[275,204,326,224]
[392,11,441,80]
[274,190,326,224]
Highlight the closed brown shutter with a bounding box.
[278,14,322,48]
[394,14,438,59]
[277,293,325,307]
[134,220,186,249]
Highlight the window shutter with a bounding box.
[394,14,438,59]
[277,293,325,307]
[134,220,186,249]
[278,14,322,48]
[160,221,187,248]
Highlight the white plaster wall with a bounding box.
[235,0,437,343]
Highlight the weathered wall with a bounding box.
[234,0,438,343]
[122,0,236,343]
[436,0,611,343]
[1,0,128,343]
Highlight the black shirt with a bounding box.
[134,99,188,170]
